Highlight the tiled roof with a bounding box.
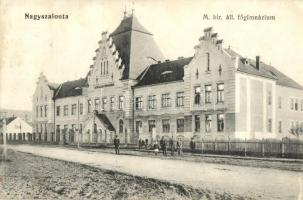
[0,117,16,128]
[110,15,164,80]
[54,78,87,99]
[136,57,193,87]
[224,48,303,90]
[96,113,115,132]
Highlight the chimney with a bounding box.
[256,56,260,71]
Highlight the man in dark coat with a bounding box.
[114,135,120,155]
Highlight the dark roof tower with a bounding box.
[110,12,164,80]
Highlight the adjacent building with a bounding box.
[32,12,303,144]
[0,117,33,142]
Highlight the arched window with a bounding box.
[119,119,124,133]
[206,52,210,71]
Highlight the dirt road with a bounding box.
[6,145,303,200]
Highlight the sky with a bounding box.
[1,0,303,111]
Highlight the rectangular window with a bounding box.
[295,99,299,111]
[56,106,60,116]
[176,119,184,132]
[136,121,142,134]
[36,106,39,117]
[278,121,282,133]
[291,98,294,110]
[205,85,212,104]
[79,124,83,133]
[102,97,107,110]
[301,100,303,111]
[206,52,210,71]
[194,86,201,105]
[278,96,282,109]
[176,92,184,107]
[88,100,92,113]
[135,97,143,110]
[40,106,43,117]
[95,98,100,110]
[79,103,83,115]
[268,91,272,105]
[110,97,115,110]
[71,104,77,115]
[148,95,156,109]
[162,93,171,108]
[118,96,124,110]
[194,115,200,132]
[217,83,224,103]
[217,114,224,132]
[64,124,68,131]
[56,125,60,133]
[44,105,47,117]
[148,120,156,133]
[267,118,272,132]
[205,114,212,133]
[162,119,170,133]
[64,105,69,116]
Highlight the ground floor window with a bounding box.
[148,120,156,133]
[162,119,170,133]
[205,114,212,133]
[194,115,200,132]
[267,118,272,133]
[119,119,124,133]
[278,121,282,133]
[176,119,184,132]
[217,114,224,132]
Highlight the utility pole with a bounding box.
[77,98,80,149]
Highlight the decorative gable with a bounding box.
[87,31,125,89]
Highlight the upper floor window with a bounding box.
[36,106,39,117]
[56,106,60,116]
[44,105,47,117]
[194,86,201,105]
[40,106,43,117]
[217,83,224,103]
[102,97,107,110]
[118,96,124,110]
[135,97,143,110]
[71,104,77,115]
[291,98,294,110]
[88,100,92,113]
[176,119,184,132]
[205,114,212,133]
[278,96,282,109]
[268,91,272,105]
[148,95,156,110]
[162,93,171,108]
[110,97,115,110]
[217,114,224,132]
[176,92,184,107]
[64,105,69,116]
[301,100,303,111]
[79,103,83,115]
[95,98,100,110]
[162,119,170,133]
[206,52,210,71]
[205,85,212,104]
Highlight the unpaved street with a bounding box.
[6,145,303,200]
